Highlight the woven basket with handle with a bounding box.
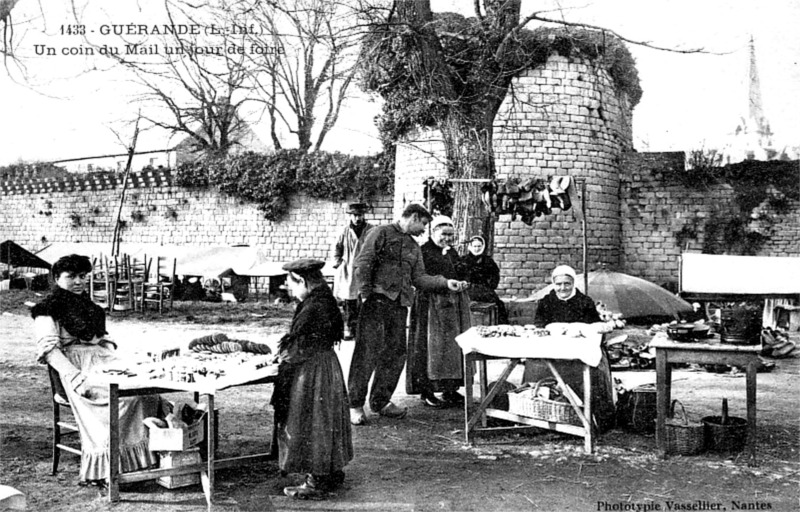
[664,400,705,456]
[507,378,582,426]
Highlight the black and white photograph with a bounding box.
[1,0,798,510]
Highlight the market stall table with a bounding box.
[101,360,278,506]
[650,336,761,464]
[456,327,604,453]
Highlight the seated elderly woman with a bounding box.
[459,235,508,325]
[523,265,616,432]
[31,254,161,488]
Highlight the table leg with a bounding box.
[583,364,593,454]
[478,358,488,428]
[463,354,475,444]
[746,360,758,466]
[108,383,120,502]
[655,348,672,459]
[200,394,216,507]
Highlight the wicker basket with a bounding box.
[664,400,705,456]
[507,379,582,426]
[616,384,657,433]
[702,399,747,453]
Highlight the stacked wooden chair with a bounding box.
[141,256,176,314]
[88,256,114,311]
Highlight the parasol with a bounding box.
[531,268,693,321]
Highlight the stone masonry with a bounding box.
[0,168,394,262]
[395,55,634,298]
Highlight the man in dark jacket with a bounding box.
[348,204,464,425]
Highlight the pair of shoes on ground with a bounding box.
[350,406,367,425]
[421,392,445,408]
[350,402,408,425]
[284,472,345,500]
[379,401,407,419]
[78,479,107,491]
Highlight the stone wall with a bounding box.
[0,168,394,261]
[394,55,634,298]
[620,152,800,287]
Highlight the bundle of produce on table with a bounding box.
[545,321,615,337]
[99,349,273,384]
[474,324,550,337]
[153,352,274,383]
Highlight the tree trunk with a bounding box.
[440,116,495,255]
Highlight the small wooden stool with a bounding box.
[470,302,498,326]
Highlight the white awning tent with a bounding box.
[680,253,800,299]
[35,243,336,278]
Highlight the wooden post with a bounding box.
[111,116,141,257]
[579,178,589,296]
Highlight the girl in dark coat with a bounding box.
[272,259,353,500]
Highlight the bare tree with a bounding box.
[232,0,362,152]
[0,0,21,63]
[360,0,701,244]
[75,0,253,159]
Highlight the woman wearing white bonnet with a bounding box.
[534,264,599,324]
[525,263,616,432]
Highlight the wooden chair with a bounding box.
[47,365,81,475]
[89,256,114,311]
[469,302,498,326]
[111,254,134,312]
[141,256,176,314]
[114,254,149,312]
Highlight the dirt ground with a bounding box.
[2,292,799,512]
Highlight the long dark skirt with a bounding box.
[277,350,354,476]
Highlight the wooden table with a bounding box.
[650,337,761,464]
[456,328,604,454]
[105,366,278,507]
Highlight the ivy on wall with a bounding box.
[175,150,394,222]
[363,24,642,148]
[670,159,799,255]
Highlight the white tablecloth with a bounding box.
[456,327,603,367]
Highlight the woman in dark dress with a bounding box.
[271,259,353,500]
[525,265,616,432]
[460,235,508,325]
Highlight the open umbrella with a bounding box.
[531,268,693,321]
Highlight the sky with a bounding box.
[0,0,798,165]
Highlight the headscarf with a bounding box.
[430,215,454,232]
[551,265,578,301]
[468,235,486,256]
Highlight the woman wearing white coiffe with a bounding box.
[31,254,160,486]
[523,264,616,432]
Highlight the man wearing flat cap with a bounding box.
[348,204,465,425]
[333,202,374,340]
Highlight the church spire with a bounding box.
[748,36,772,144]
